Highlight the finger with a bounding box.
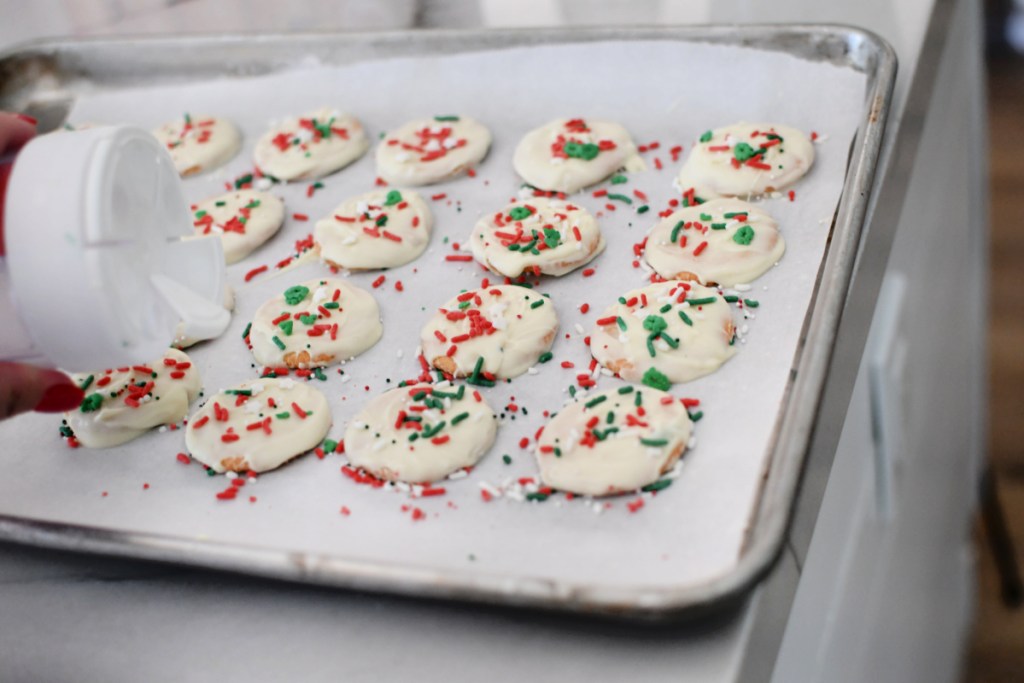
[0,112,37,155]
[0,362,84,420]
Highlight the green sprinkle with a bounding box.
[409,432,419,442]
[375,215,388,227]
[723,212,746,219]
[568,385,577,398]
[710,223,727,230]
[563,141,600,160]
[585,395,607,409]
[502,454,512,465]
[618,296,628,305]
[313,367,327,381]
[607,193,633,205]
[678,310,693,326]
[59,425,74,438]
[642,479,673,492]
[616,316,627,331]
[642,315,667,334]
[526,492,550,502]
[242,322,252,339]
[670,221,685,243]
[642,367,671,390]
[279,320,294,336]
[276,412,290,419]
[284,285,310,305]
[659,304,672,313]
[299,314,318,326]
[470,357,484,382]
[215,201,226,207]
[640,437,669,447]
[272,336,286,350]
[542,227,561,249]
[635,391,643,406]
[689,411,704,423]
[323,439,338,452]
[234,174,253,190]
[434,115,460,122]
[699,213,713,221]
[323,301,340,309]
[699,130,714,143]
[508,206,532,221]
[733,142,756,161]
[661,334,679,349]
[538,351,554,363]
[245,200,261,209]
[686,296,717,307]
[451,412,470,425]
[610,174,628,184]
[617,386,634,394]
[80,394,103,413]
[646,335,657,358]
[733,225,755,245]
[225,389,252,396]
[637,205,649,214]
[530,299,545,309]
[744,299,760,308]
[723,295,740,303]
[383,190,403,206]
[78,375,94,391]
[194,210,207,219]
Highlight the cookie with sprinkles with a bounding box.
[419,285,559,382]
[185,378,330,473]
[643,198,784,287]
[315,189,432,270]
[253,107,369,182]
[191,190,285,264]
[469,198,604,278]
[513,117,645,194]
[376,115,491,186]
[152,114,241,177]
[676,123,814,198]
[590,281,736,386]
[535,386,693,496]
[345,381,498,483]
[249,278,383,369]
[64,348,201,448]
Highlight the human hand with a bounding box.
[0,111,86,420]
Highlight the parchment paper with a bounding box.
[0,40,866,592]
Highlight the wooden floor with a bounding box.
[964,54,1024,682]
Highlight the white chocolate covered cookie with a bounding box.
[152,114,241,177]
[420,285,559,382]
[376,115,491,186]
[64,349,201,448]
[590,281,736,387]
[345,381,498,483]
[643,198,784,287]
[535,386,693,496]
[248,278,382,369]
[191,190,285,264]
[253,107,369,182]
[185,378,331,473]
[676,123,814,199]
[513,117,644,194]
[315,189,432,270]
[469,198,604,278]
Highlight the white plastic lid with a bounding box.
[3,125,229,372]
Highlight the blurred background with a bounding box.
[0,1,1021,679]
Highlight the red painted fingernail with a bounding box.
[33,383,85,413]
[15,113,37,126]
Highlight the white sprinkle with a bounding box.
[574,323,585,335]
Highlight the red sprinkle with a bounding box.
[176,453,190,465]
[372,275,386,288]
[445,254,473,262]
[293,213,308,221]
[582,268,595,277]
[431,193,447,201]
[244,265,268,282]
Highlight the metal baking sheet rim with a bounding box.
[0,25,896,620]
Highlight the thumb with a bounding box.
[0,362,84,420]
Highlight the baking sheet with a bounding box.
[0,39,865,595]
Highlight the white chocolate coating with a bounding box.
[536,386,692,496]
[173,286,235,350]
[253,107,369,182]
[376,116,491,186]
[513,117,645,194]
[345,381,498,483]
[676,123,814,199]
[185,378,331,473]
[152,114,241,177]
[420,285,559,381]
[65,349,201,448]
[469,198,604,278]
[315,189,432,270]
[191,190,285,264]
[643,198,784,287]
[249,278,382,369]
[590,281,736,386]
